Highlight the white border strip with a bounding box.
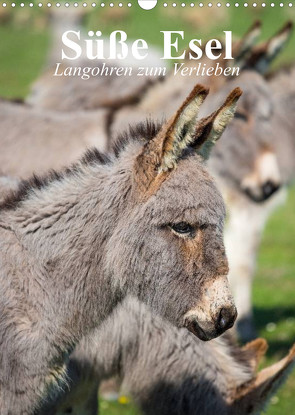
[1,1,293,7]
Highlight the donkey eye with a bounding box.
[170,222,194,235]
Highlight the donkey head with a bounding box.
[107,85,241,340]
[205,22,293,204]
[207,71,281,203]
[236,22,293,202]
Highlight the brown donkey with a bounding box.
[0,85,240,414]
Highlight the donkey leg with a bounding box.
[225,188,287,342]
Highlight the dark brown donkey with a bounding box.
[0,85,240,415]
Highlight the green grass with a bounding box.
[100,399,140,415]
[0,24,49,98]
[0,6,294,415]
[251,189,295,415]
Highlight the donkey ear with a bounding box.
[191,87,242,160]
[243,21,293,74]
[133,84,209,191]
[230,343,295,415]
[234,21,262,64]
[159,84,209,172]
[134,85,241,193]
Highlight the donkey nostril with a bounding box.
[217,307,237,332]
[243,181,280,203]
[218,308,228,330]
[262,181,280,199]
[219,314,227,329]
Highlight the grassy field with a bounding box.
[0,3,294,414]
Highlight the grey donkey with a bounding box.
[0,85,240,414]
[26,22,293,341]
[38,298,295,415]
[110,21,293,341]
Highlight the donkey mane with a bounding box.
[111,118,163,157]
[0,170,71,211]
[0,119,163,211]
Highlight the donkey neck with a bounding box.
[1,157,133,341]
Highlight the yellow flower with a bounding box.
[119,395,130,405]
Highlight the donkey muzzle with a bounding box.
[185,318,211,341]
[241,151,282,203]
[244,180,280,203]
[184,304,237,341]
[215,306,238,333]
[184,275,237,340]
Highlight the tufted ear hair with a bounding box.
[234,21,262,65]
[160,86,242,168]
[133,85,241,193]
[133,84,208,192]
[159,84,209,171]
[191,87,242,160]
[242,21,293,74]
